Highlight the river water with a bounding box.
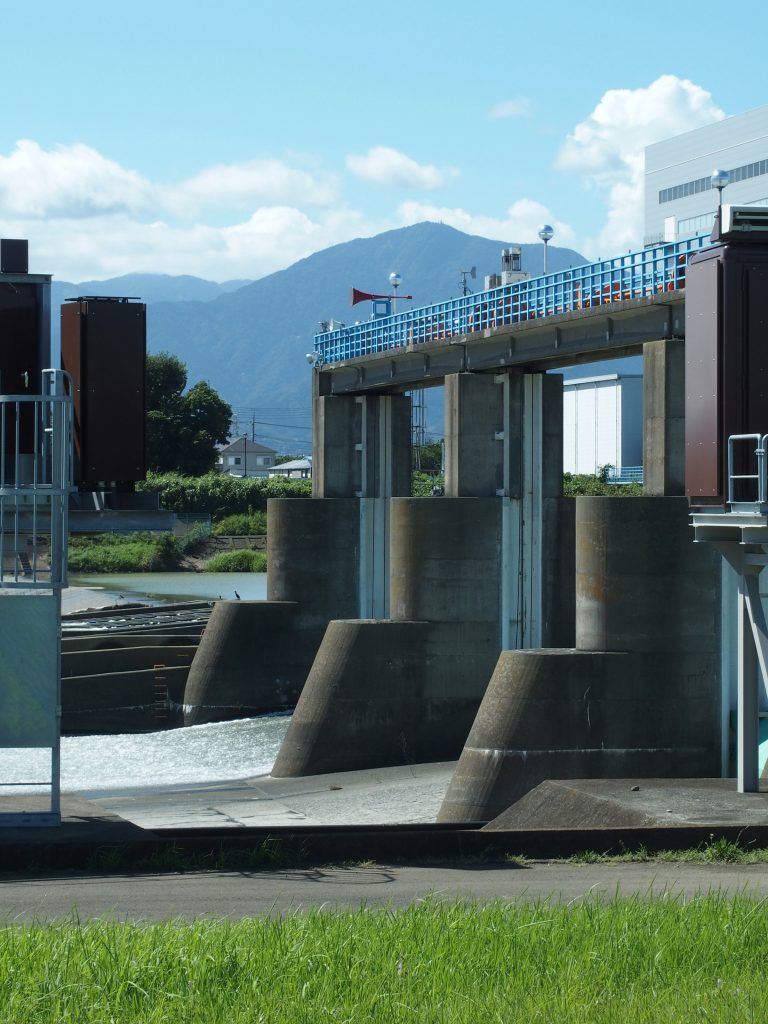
[65,570,268,611]
[1,571,287,796]
[0,715,291,794]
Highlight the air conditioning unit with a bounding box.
[501,270,530,286]
[720,205,768,236]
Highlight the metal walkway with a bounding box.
[313,233,710,365]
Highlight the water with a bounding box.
[3,571,283,797]
[65,571,267,612]
[0,715,291,795]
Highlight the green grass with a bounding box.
[565,836,768,866]
[1,896,767,1022]
[68,532,182,572]
[204,549,267,572]
[211,511,267,536]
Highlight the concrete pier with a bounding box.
[437,648,716,822]
[269,369,578,777]
[271,620,432,776]
[183,601,303,726]
[439,496,722,821]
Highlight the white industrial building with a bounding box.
[644,104,768,246]
[562,373,642,478]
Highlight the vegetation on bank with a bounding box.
[204,550,267,572]
[70,467,640,572]
[211,511,267,536]
[68,533,182,573]
[137,471,311,515]
[67,531,267,574]
[1,895,765,1022]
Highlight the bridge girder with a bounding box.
[316,292,686,396]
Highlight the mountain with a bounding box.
[146,223,588,439]
[50,223,592,448]
[52,273,251,314]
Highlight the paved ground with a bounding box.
[83,762,456,829]
[4,768,768,923]
[1,861,768,921]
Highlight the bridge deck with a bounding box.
[314,233,709,393]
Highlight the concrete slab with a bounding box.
[82,761,457,830]
[0,793,145,842]
[484,778,768,831]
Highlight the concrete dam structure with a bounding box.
[249,227,747,821]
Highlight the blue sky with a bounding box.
[1,0,766,282]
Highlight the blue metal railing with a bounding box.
[314,233,711,365]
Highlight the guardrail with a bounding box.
[314,233,711,365]
[0,370,74,589]
[728,433,768,507]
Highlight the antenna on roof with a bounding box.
[459,267,476,296]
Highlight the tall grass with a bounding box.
[68,532,181,572]
[1,895,766,1022]
[204,549,267,572]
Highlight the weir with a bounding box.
[267,227,743,819]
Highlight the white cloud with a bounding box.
[558,75,725,253]
[11,207,376,283]
[0,140,155,218]
[346,146,457,189]
[172,159,338,213]
[0,139,375,279]
[487,97,532,120]
[397,198,576,248]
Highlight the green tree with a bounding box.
[147,353,233,475]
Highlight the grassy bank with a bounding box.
[67,532,266,573]
[1,896,765,1022]
[67,532,182,573]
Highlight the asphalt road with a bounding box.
[2,862,768,922]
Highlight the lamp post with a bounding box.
[389,271,402,314]
[242,434,247,478]
[538,224,554,274]
[712,168,729,214]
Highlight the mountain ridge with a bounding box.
[51,222,596,447]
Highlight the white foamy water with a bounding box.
[0,714,291,795]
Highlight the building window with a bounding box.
[659,157,768,204]
[678,211,716,236]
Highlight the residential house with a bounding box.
[217,437,277,478]
[269,457,312,480]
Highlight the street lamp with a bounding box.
[712,168,729,208]
[538,224,554,274]
[711,169,730,231]
[242,434,248,479]
[389,271,402,313]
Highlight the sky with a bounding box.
[1,0,767,283]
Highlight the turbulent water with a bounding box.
[3,573,285,796]
[0,714,291,795]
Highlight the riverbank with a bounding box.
[67,532,266,574]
